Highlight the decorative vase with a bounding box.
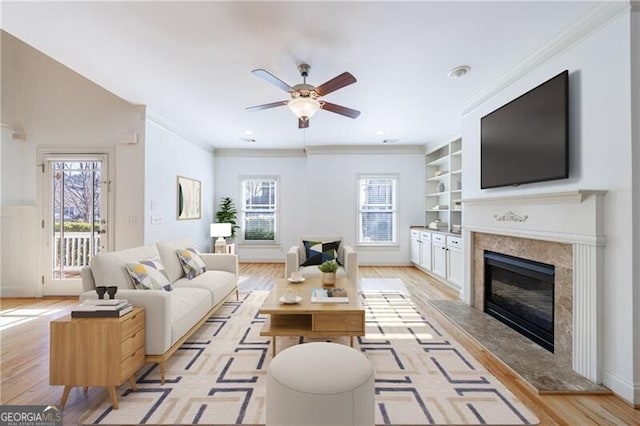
[322,272,336,286]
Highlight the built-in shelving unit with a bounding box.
[424,138,462,234]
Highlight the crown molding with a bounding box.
[461,1,630,116]
[145,108,214,152]
[304,144,425,155]
[215,148,306,157]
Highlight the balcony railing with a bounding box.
[54,232,100,271]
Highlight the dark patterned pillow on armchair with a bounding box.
[301,240,341,266]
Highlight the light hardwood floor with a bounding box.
[1,264,638,425]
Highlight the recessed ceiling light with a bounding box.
[382,139,399,144]
[448,65,471,79]
[244,130,254,135]
[375,130,385,135]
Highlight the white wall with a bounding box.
[144,119,215,251]
[0,31,145,296]
[631,3,640,405]
[214,147,424,265]
[461,12,637,403]
[214,151,308,262]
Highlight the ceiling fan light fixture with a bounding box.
[288,97,321,120]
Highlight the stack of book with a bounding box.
[71,299,133,318]
[310,287,349,303]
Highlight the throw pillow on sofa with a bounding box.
[301,240,341,266]
[176,247,207,279]
[125,256,173,291]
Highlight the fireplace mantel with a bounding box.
[462,189,607,383]
[463,190,607,245]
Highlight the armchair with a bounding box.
[285,235,358,284]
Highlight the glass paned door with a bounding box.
[43,156,109,295]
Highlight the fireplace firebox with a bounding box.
[484,251,555,352]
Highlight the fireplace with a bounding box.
[484,251,555,352]
[464,190,607,382]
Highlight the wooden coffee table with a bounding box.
[259,277,365,355]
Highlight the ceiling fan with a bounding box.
[246,63,360,129]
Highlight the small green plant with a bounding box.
[318,260,339,273]
[215,197,240,237]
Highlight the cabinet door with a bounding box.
[432,243,447,278]
[420,238,432,271]
[410,231,421,265]
[447,246,463,288]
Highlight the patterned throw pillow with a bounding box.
[125,257,173,291]
[301,240,341,266]
[176,247,207,279]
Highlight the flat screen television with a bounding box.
[481,70,569,189]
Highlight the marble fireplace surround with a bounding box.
[462,190,607,383]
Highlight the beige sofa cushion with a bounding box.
[90,244,160,289]
[173,270,237,306]
[298,265,347,279]
[156,238,195,283]
[170,287,212,346]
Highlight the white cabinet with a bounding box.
[431,233,447,278]
[446,235,463,288]
[410,229,421,265]
[420,231,431,271]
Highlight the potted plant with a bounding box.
[215,197,239,238]
[318,260,339,286]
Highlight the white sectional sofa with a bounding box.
[80,238,238,383]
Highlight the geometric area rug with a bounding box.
[80,291,539,425]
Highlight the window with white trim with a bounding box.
[358,176,397,244]
[241,177,278,242]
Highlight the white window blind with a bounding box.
[241,178,278,242]
[358,176,397,244]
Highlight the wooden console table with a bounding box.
[49,307,145,409]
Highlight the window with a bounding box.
[358,176,397,244]
[241,177,278,242]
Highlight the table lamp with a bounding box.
[210,223,232,253]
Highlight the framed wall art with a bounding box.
[177,176,201,220]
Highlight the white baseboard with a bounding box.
[601,369,636,405]
[0,286,38,298]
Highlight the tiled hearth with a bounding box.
[461,190,607,384]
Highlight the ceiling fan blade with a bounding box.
[298,118,309,129]
[321,102,361,119]
[315,72,357,96]
[252,69,294,92]
[246,100,289,111]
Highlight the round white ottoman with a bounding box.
[266,342,375,426]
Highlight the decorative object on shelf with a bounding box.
[456,180,462,190]
[215,197,239,237]
[494,211,529,222]
[437,182,445,193]
[318,260,339,286]
[434,170,448,177]
[106,286,118,299]
[428,219,448,230]
[452,224,462,233]
[96,286,107,299]
[177,176,201,220]
[210,223,232,253]
[453,200,462,210]
[432,205,448,211]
